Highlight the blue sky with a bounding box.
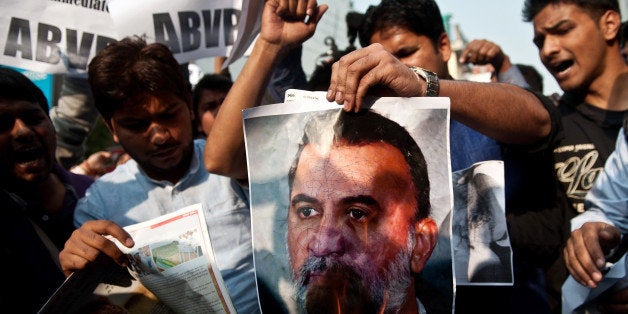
[353,0,562,95]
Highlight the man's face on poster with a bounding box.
[287,141,434,312]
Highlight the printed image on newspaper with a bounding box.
[40,203,235,314]
[112,203,235,313]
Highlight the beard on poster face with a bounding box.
[296,257,377,314]
[293,248,414,314]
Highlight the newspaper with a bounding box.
[40,203,235,314]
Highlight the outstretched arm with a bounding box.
[327,43,551,145]
[204,0,328,180]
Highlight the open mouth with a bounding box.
[13,147,43,163]
[550,60,573,76]
[152,145,178,158]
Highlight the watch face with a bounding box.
[411,67,439,97]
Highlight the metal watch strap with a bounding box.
[410,66,439,96]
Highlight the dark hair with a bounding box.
[288,109,431,220]
[0,67,49,115]
[88,36,190,121]
[358,0,445,49]
[516,64,544,93]
[522,0,620,22]
[192,73,232,112]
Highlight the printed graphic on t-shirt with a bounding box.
[554,143,604,213]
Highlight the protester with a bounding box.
[563,122,627,312]
[518,0,628,311]
[51,63,189,171]
[56,37,258,313]
[192,73,233,138]
[348,0,555,172]
[563,72,628,312]
[325,1,562,312]
[566,125,628,281]
[0,67,94,311]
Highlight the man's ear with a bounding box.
[103,117,120,143]
[411,217,438,273]
[599,10,621,42]
[437,32,452,64]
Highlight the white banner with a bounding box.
[108,0,249,64]
[1,0,258,74]
[0,0,118,74]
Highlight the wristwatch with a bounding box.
[409,66,439,97]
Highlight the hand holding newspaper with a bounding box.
[40,203,235,314]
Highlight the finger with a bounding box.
[598,224,622,256]
[477,44,493,64]
[327,61,341,102]
[304,0,318,23]
[459,40,480,63]
[83,220,135,248]
[69,220,134,265]
[327,46,373,106]
[582,223,611,268]
[288,0,297,16]
[459,46,473,63]
[68,224,129,266]
[276,0,289,16]
[295,0,308,18]
[59,249,91,277]
[565,236,597,288]
[59,231,122,277]
[573,228,604,285]
[337,45,387,111]
[485,46,504,68]
[344,57,378,112]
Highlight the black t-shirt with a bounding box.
[552,94,627,213]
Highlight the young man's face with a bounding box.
[196,89,227,137]
[108,93,194,182]
[370,26,450,78]
[532,3,611,93]
[287,141,435,311]
[0,99,55,187]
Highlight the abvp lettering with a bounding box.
[3,17,116,70]
[153,8,240,54]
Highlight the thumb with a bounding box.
[599,225,621,254]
